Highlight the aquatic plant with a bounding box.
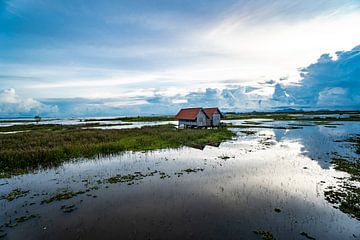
[61,204,76,213]
[0,188,29,201]
[41,189,86,204]
[224,111,360,121]
[0,230,6,238]
[174,168,204,177]
[253,230,276,240]
[218,155,231,160]
[325,157,360,220]
[83,115,175,122]
[14,214,39,223]
[300,232,316,240]
[0,125,234,176]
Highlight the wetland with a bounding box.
[0,111,359,239]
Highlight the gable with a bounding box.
[203,108,223,118]
[175,108,202,120]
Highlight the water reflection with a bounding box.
[0,122,359,239]
[272,122,360,169]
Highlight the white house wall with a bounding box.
[212,113,221,126]
[196,111,208,127]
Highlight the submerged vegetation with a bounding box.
[0,123,130,133]
[325,158,360,220]
[0,112,359,238]
[83,115,175,122]
[0,167,208,237]
[225,123,302,130]
[0,188,29,201]
[253,230,276,240]
[41,189,87,204]
[103,171,159,184]
[224,111,360,121]
[0,124,234,176]
[324,135,360,220]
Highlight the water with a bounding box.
[0,121,359,239]
[0,117,177,131]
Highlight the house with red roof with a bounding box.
[203,107,224,127]
[175,107,223,128]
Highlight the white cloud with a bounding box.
[280,45,360,108]
[3,1,360,101]
[0,88,58,116]
[200,3,360,85]
[1,1,360,116]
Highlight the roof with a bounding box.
[175,108,209,120]
[203,108,224,117]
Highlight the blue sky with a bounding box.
[1,0,360,117]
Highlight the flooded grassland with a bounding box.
[0,113,359,239]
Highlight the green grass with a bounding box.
[83,111,360,122]
[0,124,234,176]
[0,123,132,133]
[224,111,360,121]
[83,115,175,122]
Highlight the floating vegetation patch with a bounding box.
[324,158,360,220]
[346,134,360,154]
[332,159,360,181]
[0,213,40,237]
[159,171,171,179]
[103,171,158,184]
[175,168,204,177]
[1,188,29,201]
[0,230,6,238]
[300,231,316,240]
[41,189,86,204]
[226,123,302,130]
[253,229,276,240]
[224,111,360,121]
[14,214,39,223]
[240,130,257,135]
[324,184,360,220]
[61,204,76,213]
[218,155,231,160]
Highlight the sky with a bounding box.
[1,0,360,117]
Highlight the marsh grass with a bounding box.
[224,111,360,121]
[225,123,302,130]
[349,135,360,154]
[326,151,360,220]
[83,115,175,122]
[0,124,234,176]
[0,123,132,133]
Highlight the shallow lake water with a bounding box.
[0,120,359,239]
